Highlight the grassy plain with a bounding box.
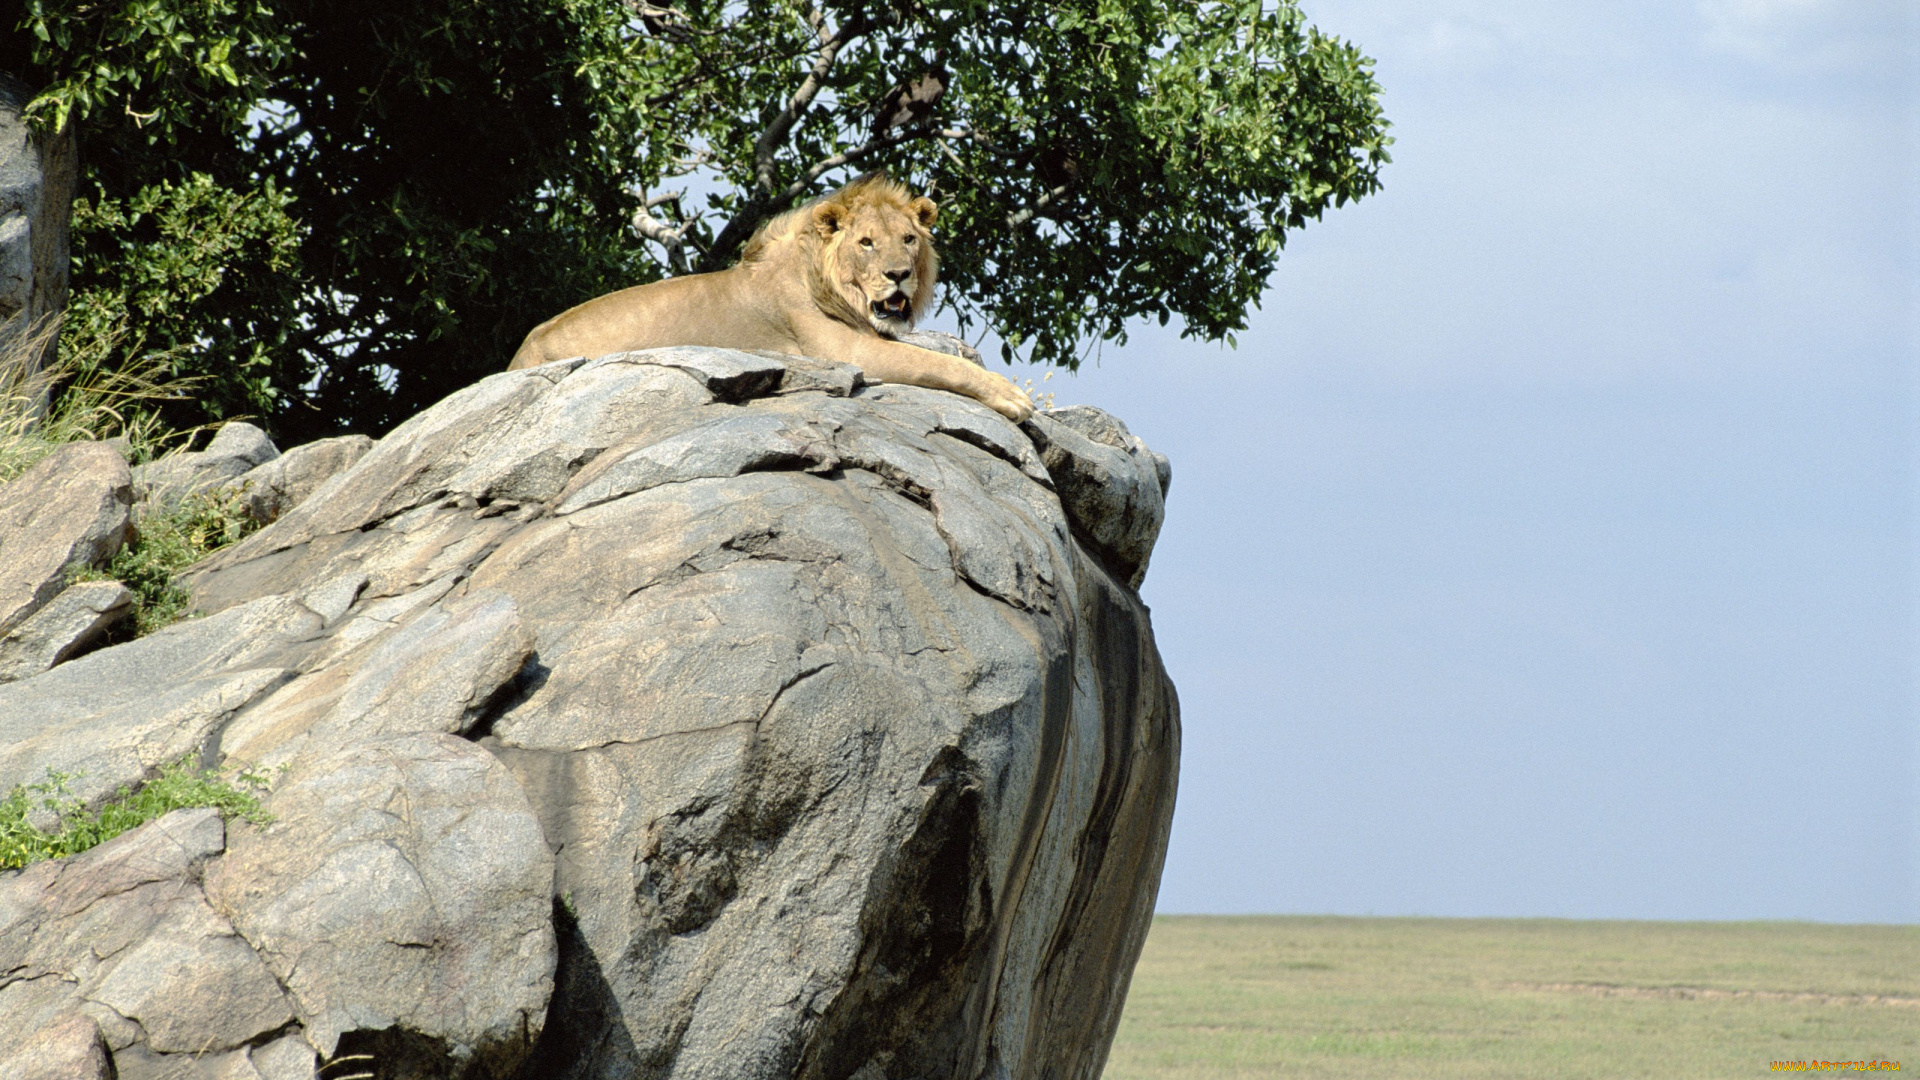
[1104,916,1918,1080]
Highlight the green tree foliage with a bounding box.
[67,173,303,422]
[7,0,1389,441]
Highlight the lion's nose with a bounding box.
[884,268,911,284]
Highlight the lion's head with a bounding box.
[743,174,938,337]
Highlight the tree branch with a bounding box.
[632,191,699,274]
[699,118,955,272]
[699,8,870,271]
[774,122,967,202]
[1007,184,1071,228]
[753,7,866,198]
[623,0,720,40]
[663,148,716,177]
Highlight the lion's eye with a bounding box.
[904,235,917,245]
[859,237,874,248]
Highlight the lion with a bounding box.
[508,174,1033,422]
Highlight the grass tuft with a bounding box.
[69,485,260,635]
[0,314,207,484]
[0,759,273,870]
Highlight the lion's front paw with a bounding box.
[980,376,1034,423]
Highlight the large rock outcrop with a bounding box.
[0,579,132,684]
[131,419,282,507]
[0,348,1179,1080]
[0,73,75,372]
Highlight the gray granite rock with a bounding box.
[0,442,132,635]
[206,733,555,1069]
[0,73,75,376]
[133,421,280,507]
[186,348,1177,1080]
[4,347,1175,1080]
[0,809,295,1072]
[218,589,533,772]
[0,593,315,806]
[1045,404,1172,498]
[310,588,531,741]
[1025,406,1168,588]
[249,1034,319,1080]
[897,328,985,367]
[630,345,790,400]
[234,433,374,523]
[0,579,131,683]
[0,1011,113,1080]
[85,881,294,1054]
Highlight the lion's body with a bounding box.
[509,176,1032,421]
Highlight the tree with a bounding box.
[7,0,1389,442]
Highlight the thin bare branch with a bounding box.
[623,0,720,40]
[939,127,1013,155]
[774,121,962,201]
[662,148,717,177]
[632,206,697,247]
[632,190,700,275]
[642,37,820,109]
[936,137,970,174]
[1007,184,1071,228]
[753,7,867,197]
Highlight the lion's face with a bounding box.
[814,193,938,336]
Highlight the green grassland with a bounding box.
[1104,916,1917,1080]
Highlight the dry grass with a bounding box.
[1022,370,1058,410]
[0,315,204,483]
[1104,916,1918,1080]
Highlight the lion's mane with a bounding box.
[739,173,938,336]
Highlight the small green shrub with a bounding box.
[65,173,302,428]
[0,760,272,871]
[72,486,260,635]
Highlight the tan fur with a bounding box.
[509,175,1032,422]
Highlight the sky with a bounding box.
[926,0,1918,922]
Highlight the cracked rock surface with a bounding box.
[0,808,300,1079]
[0,348,1178,1080]
[0,579,133,684]
[0,441,132,636]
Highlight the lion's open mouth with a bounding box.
[871,292,911,320]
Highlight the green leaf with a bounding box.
[18,0,1386,437]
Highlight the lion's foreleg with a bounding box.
[826,334,1034,422]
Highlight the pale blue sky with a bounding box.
[930,0,1918,922]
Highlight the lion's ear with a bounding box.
[910,196,938,229]
[813,201,846,238]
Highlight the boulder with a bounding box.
[0,347,1177,1080]
[234,433,374,523]
[1024,405,1170,588]
[897,328,985,366]
[251,1035,321,1080]
[0,73,75,375]
[0,1012,114,1080]
[0,579,132,683]
[205,733,555,1070]
[132,421,280,507]
[0,809,296,1074]
[0,442,133,635]
[0,593,314,807]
